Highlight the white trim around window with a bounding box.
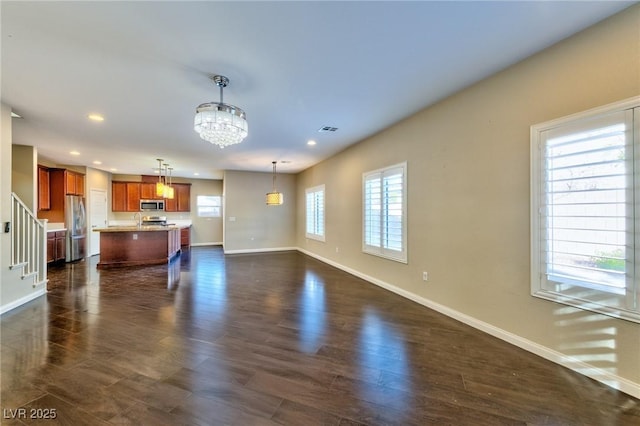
[531,96,640,323]
[363,162,407,263]
[305,184,325,242]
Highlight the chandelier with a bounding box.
[194,75,248,148]
[266,161,283,206]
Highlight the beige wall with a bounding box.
[1,105,43,310]
[296,6,640,392]
[11,144,37,211]
[190,179,223,245]
[224,170,296,252]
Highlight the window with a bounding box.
[305,185,325,241]
[197,195,221,217]
[531,97,640,323]
[363,162,407,263]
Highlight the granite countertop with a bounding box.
[93,225,184,232]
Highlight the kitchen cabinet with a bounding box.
[112,182,142,212]
[112,181,190,212]
[47,230,66,263]
[140,182,162,200]
[180,226,191,247]
[165,183,191,212]
[65,170,85,196]
[38,168,86,224]
[38,166,50,210]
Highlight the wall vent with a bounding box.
[318,126,338,132]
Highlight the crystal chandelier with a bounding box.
[194,75,248,148]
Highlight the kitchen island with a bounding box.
[93,225,182,268]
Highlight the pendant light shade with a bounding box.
[266,161,283,206]
[156,158,165,197]
[194,75,248,148]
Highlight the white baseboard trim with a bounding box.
[0,288,47,316]
[224,246,298,255]
[190,242,223,247]
[297,248,640,399]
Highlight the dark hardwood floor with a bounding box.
[1,247,638,425]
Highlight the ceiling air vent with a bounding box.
[318,126,338,132]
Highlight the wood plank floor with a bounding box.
[1,247,638,425]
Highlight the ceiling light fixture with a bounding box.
[194,75,248,149]
[88,114,104,122]
[155,158,165,197]
[266,161,283,206]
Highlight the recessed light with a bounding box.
[93,160,102,165]
[193,172,200,176]
[110,168,117,172]
[307,140,316,146]
[70,150,80,156]
[280,160,292,164]
[88,114,104,122]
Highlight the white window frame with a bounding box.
[363,162,407,263]
[305,184,325,242]
[531,96,640,323]
[196,195,222,218]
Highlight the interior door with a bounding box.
[89,188,107,256]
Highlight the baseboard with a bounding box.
[190,242,223,247]
[224,246,298,255]
[0,288,47,316]
[296,248,640,399]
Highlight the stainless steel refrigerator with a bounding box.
[65,195,87,261]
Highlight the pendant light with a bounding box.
[266,161,283,206]
[156,158,165,197]
[163,163,174,200]
[165,167,175,200]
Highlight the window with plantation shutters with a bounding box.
[306,185,325,241]
[531,97,640,323]
[363,163,407,263]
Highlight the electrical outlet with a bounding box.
[422,271,428,281]
[336,247,340,253]
[133,234,138,240]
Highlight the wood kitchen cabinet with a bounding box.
[165,183,191,212]
[112,180,190,212]
[38,168,86,223]
[65,170,85,196]
[140,182,161,200]
[180,226,191,247]
[112,182,141,212]
[38,166,50,210]
[47,230,66,263]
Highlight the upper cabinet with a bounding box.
[164,183,191,212]
[112,181,142,212]
[37,168,86,223]
[64,170,84,196]
[38,166,50,210]
[140,182,162,200]
[112,181,190,212]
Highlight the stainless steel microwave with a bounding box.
[140,200,165,211]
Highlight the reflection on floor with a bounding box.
[1,247,638,425]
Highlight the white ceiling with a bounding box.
[2,1,635,179]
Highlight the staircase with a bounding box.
[9,192,47,288]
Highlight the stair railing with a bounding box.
[10,192,47,285]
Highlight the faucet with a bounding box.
[133,212,142,228]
